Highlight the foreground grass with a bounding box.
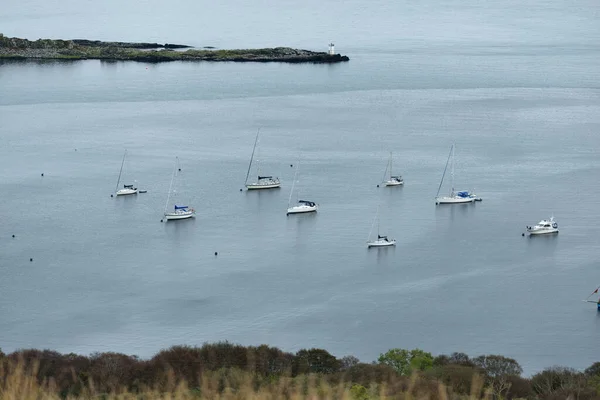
[0,362,489,400]
[1,343,599,399]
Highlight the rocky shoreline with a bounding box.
[0,34,350,63]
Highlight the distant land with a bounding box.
[0,34,350,63]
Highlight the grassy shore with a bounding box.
[0,34,350,63]
[1,343,599,399]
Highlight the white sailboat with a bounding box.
[114,150,138,197]
[245,129,280,190]
[367,205,396,248]
[382,151,404,186]
[162,157,195,221]
[435,144,478,205]
[286,161,318,215]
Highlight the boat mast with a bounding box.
[164,157,177,215]
[288,160,299,208]
[368,205,379,241]
[450,144,455,194]
[436,145,453,198]
[390,151,393,178]
[381,154,390,183]
[244,128,260,185]
[114,150,127,194]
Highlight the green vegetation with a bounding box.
[0,33,350,63]
[1,343,599,399]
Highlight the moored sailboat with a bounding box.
[163,157,195,221]
[367,205,396,248]
[245,129,280,190]
[113,150,138,197]
[286,161,318,215]
[435,144,478,205]
[382,151,404,186]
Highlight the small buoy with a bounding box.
[75,148,77,151]
[290,164,293,167]
[12,234,15,238]
[376,184,379,188]
[110,194,114,198]
[160,219,163,223]
[30,258,33,262]
[239,188,242,192]
[178,168,181,172]
[41,173,44,177]
[522,233,525,237]
[214,252,218,256]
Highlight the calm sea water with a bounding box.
[1,0,600,375]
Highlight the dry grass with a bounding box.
[0,360,493,400]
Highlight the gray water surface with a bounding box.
[1,0,600,375]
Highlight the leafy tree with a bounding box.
[293,348,340,374]
[472,355,522,378]
[472,355,523,399]
[585,362,600,376]
[449,352,473,366]
[341,355,360,370]
[377,348,434,376]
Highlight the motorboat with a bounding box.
[526,217,558,235]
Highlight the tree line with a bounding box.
[1,343,600,399]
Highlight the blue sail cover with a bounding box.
[174,205,188,210]
[456,191,470,198]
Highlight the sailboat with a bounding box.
[367,205,396,248]
[435,144,479,205]
[114,150,138,196]
[286,161,318,215]
[162,157,195,221]
[582,286,600,311]
[245,129,281,190]
[382,151,404,186]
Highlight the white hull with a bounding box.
[287,204,318,215]
[435,196,474,205]
[526,217,559,235]
[164,210,195,220]
[528,228,559,235]
[368,239,396,248]
[246,182,281,190]
[116,188,137,196]
[384,180,404,186]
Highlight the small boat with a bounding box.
[244,129,280,190]
[246,176,281,190]
[163,157,195,221]
[114,150,138,196]
[435,144,478,205]
[164,205,195,220]
[288,200,318,215]
[583,286,600,311]
[367,206,396,248]
[526,216,558,235]
[382,151,404,187]
[287,161,318,215]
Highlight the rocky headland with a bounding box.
[0,34,350,63]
